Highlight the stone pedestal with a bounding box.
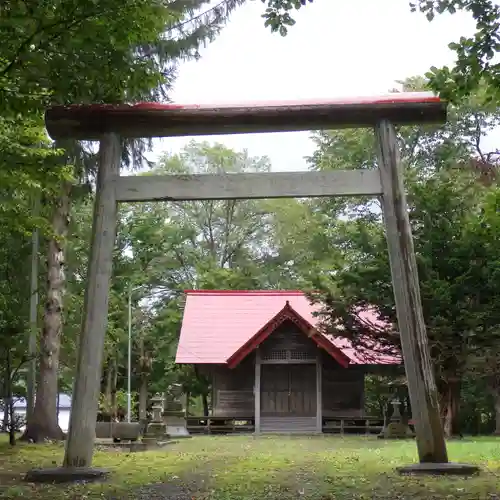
[144,393,169,442]
[163,395,190,438]
[151,393,165,423]
[378,400,414,439]
[378,421,415,439]
[391,399,402,420]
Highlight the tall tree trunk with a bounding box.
[487,371,500,435]
[138,339,151,422]
[493,391,500,435]
[441,378,462,438]
[104,358,113,416]
[139,373,148,422]
[22,183,71,442]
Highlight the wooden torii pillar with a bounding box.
[41,93,470,475]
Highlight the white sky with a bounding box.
[148,0,490,171]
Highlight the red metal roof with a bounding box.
[175,290,400,366]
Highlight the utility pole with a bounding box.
[127,284,132,423]
[27,196,40,421]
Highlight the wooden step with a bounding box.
[260,416,318,434]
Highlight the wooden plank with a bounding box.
[63,134,121,468]
[216,390,254,416]
[217,390,254,403]
[114,170,383,202]
[212,360,254,416]
[290,364,316,417]
[255,349,261,434]
[44,93,447,140]
[375,120,448,464]
[260,416,317,433]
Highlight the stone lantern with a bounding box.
[163,384,190,438]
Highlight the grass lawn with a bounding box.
[0,435,499,499]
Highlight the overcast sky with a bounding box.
[149,0,488,171]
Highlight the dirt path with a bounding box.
[123,483,193,500]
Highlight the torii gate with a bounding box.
[41,93,470,476]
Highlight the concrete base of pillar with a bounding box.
[397,462,480,476]
[24,467,108,484]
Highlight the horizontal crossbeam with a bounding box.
[44,92,447,140]
[114,169,382,202]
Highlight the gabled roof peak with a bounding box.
[226,301,350,369]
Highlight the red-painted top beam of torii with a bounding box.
[44,91,447,140]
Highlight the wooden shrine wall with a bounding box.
[211,354,255,416]
[321,353,365,417]
[208,320,366,418]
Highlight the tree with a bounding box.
[0,110,67,444]
[260,0,315,36]
[412,0,500,103]
[123,141,276,294]
[1,0,319,442]
[1,0,314,443]
[113,142,287,414]
[8,0,253,442]
[461,188,500,432]
[0,205,41,446]
[302,90,500,436]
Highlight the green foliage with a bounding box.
[125,141,275,293]
[98,389,136,416]
[0,114,66,237]
[0,0,250,112]
[0,0,263,439]
[61,142,291,405]
[311,141,500,376]
[460,376,495,434]
[410,0,500,102]
[301,80,500,433]
[261,0,312,36]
